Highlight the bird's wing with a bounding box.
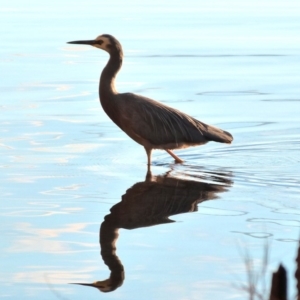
[116,93,232,148]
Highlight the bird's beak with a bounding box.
[70,283,96,287]
[67,40,96,46]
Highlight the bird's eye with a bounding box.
[96,40,103,45]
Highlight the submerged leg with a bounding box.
[165,149,184,163]
[145,169,152,182]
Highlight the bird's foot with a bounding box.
[174,157,184,164]
[165,150,184,163]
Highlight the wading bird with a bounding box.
[68,34,233,166]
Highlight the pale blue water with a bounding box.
[1,0,300,299]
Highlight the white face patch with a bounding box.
[93,35,111,52]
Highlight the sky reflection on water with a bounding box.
[1,0,300,299]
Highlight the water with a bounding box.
[1,0,300,299]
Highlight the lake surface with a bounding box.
[1,0,300,299]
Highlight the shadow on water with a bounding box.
[71,169,233,293]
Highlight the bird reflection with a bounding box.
[72,169,232,292]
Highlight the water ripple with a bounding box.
[248,218,300,227]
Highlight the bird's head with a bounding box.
[68,34,123,56]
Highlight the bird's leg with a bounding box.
[145,148,152,166]
[145,169,152,182]
[165,149,184,163]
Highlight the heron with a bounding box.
[67,34,233,166]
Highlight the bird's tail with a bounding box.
[202,124,233,144]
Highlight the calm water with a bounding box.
[1,1,300,299]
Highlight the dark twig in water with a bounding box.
[236,238,300,300]
[295,241,300,300]
[269,264,287,300]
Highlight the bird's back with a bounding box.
[113,93,233,150]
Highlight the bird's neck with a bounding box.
[99,52,123,98]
